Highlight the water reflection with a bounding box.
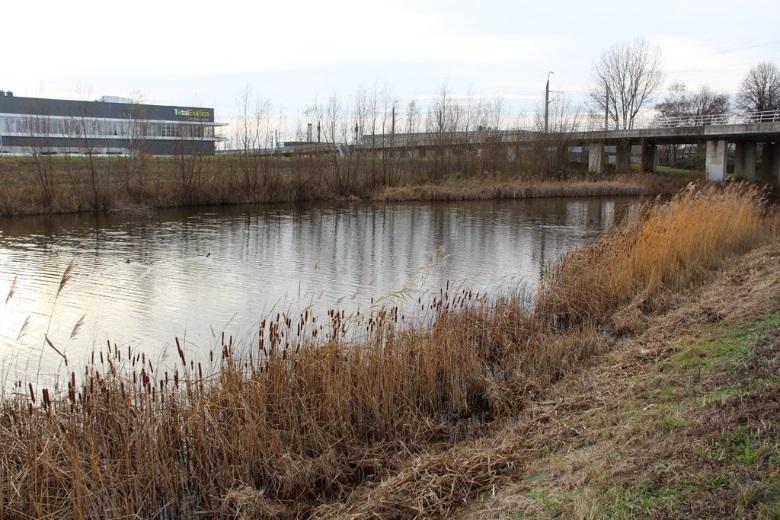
[0,197,639,380]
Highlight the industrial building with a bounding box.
[0,92,224,156]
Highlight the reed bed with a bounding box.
[0,184,774,519]
[0,154,682,217]
[372,174,685,202]
[535,183,772,329]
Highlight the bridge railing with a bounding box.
[650,109,780,128]
[582,109,780,132]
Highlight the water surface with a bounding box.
[0,197,639,382]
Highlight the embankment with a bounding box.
[0,184,774,519]
[0,154,692,217]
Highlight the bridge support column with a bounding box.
[705,140,728,182]
[640,142,657,173]
[588,142,606,174]
[762,142,780,183]
[615,141,631,172]
[506,145,517,162]
[734,142,757,180]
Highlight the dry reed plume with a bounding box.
[0,184,774,519]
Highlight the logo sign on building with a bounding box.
[175,108,210,118]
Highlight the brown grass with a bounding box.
[0,154,685,217]
[372,174,687,202]
[536,183,772,329]
[0,184,774,519]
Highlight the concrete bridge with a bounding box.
[220,110,780,183]
[558,111,780,182]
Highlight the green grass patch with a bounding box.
[500,311,780,519]
[662,313,780,374]
[655,165,703,177]
[598,481,697,518]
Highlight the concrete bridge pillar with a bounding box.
[762,142,780,183]
[615,141,631,172]
[506,144,517,162]
[640,142,657,173]
[705,140,728,182]
[734,142,757,180]
[588,142,606,174]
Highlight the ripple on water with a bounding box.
[0,197,639,383]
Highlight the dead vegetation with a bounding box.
[0,184,775,518]
[0,153,686,217]
[456,242,780,520]
[371,174,685,203]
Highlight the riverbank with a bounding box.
[346,241,780,519]
[372,173,686,202]
[0,154,693,217]
[456,243,780,519]
[0,185,774,518]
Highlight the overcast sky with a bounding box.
[4,0,780,133]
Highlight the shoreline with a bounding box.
[1,185,773,518]
[0,171,691,219]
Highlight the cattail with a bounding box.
[175,337,186,365]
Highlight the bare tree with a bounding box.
[531,94,581,176]
[125,96,150,192]
[234,85,271,196]
[653,83,729,163]
[736,62,780,113]
[655,83,729,119]
[405,99,420,134]
[76,111,101,212]
[689,86,730,117]
[654,83,689,119]
[322,94,356,194]
[429,84,452,140]
[590,38,663,129]
[23,103,56,210]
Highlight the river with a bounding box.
[0,197,640,384]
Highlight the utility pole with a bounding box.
[604,85,610,131]
[544,71,554,133]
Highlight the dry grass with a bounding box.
[455,243,780,520]
[0,184,775,519]
[0,154,684,217]
[536,183,772,329]
[372,174,686,202]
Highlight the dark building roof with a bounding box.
[0,94,214,122]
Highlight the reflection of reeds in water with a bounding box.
[0,184,773,518]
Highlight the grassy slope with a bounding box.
[457,244,780,519]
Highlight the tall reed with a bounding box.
[535,184,770,330]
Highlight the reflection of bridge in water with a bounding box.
[221,110,780,183]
